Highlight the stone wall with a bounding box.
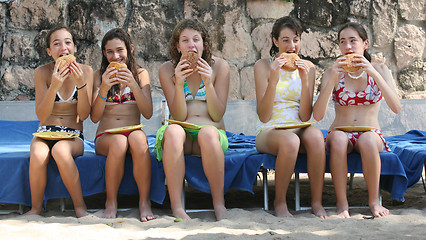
[0,0,424,101]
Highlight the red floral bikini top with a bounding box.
[332,74,382,106]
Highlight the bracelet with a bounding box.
[98,92,107,100]
[76,83,87,90]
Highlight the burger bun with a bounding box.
[342,54,361,73]
[108,62,128,78]
[56,54,76,69]
[279,52,300,71]
[180,51,199,71]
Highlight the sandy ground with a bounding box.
[1,173,425,240]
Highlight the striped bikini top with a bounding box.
[184,79,206,101]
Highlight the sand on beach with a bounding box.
[1,174,425,240]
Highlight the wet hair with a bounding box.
[100,28,140,97]
[338,22,371,62]
[169,19,213,67]
[269,16,303,57]
[45,26,76,49]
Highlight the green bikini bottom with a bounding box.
[154,124,228,162]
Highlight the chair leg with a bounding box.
[18,204,24,214]
[182,180,186,212]
[60,198,65,212]
[349,173,355,190]
[295,173,300,211]
[423,162,426,192]
[262,167,269,211]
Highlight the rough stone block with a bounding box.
[9,0,64,29]
[372,0,397,48]
[399,0,425,21]
[394,24,425,69]
[247,0,293,19]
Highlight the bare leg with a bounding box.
[300,127,327,219]
[356,132,389,217]
[51,139,86,218]
[327,131,351,218]
[26,138,51,216]
[197,126,226,220]
[256,129,298,218]
[96,134,128,219]
[128,131,155,222]
[162,125,190,220]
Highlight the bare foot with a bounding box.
[336,202,350,218]
[369,202,389,217]
[172,208,191,220]
[102,203,117,219]
[25,208,42,216]
[139,201,155,222]
[312,202,328,220]
[214,204,227,221]
[75,206,88,218]
[274,202,293,218]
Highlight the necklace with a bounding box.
[348,71,365,79]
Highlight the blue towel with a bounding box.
[0,120,424,206]
[386,130,426,189]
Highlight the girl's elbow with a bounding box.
[79,113,90,121]
[143,110,153,120]
[300,115,311,122]
[393,103,402,114]
[90,114,100,123]
[313,112,324,122]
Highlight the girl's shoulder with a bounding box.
[211,56,229,69]
[302,58,315,68]
[371,62,389,72]
[137,67,147,74]
[159,61,175,80]
[35,62,53,74]
[254,58,271,71]
[79,63,94,73]
[159,61,174,72]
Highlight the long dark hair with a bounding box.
[100,28,140,97]
[338,22,371,62]
[169,19,213,67]
[46,26,76,49]
[269,16,302,57]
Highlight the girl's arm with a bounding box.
[313,57,346,121]
[296,60,315,122]
[255,56,286,123]
[122,68,153,119]
[35,63,70,122]
[90,67,120,123]
[72,63,93,121]
[352,55,401,113]
[198,57,230,122]
[159,61,188,121]
[370,63,401,114]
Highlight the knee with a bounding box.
[327,131,348,152]
[198,126,219,146]
[105,135,128,156]
[357,132,380,152]
[163,125,186,146]
[51,144,72,162]
[278,133,300,154]
[302,127,325,148]
[128,131,148,150]
[30,149,50,166]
